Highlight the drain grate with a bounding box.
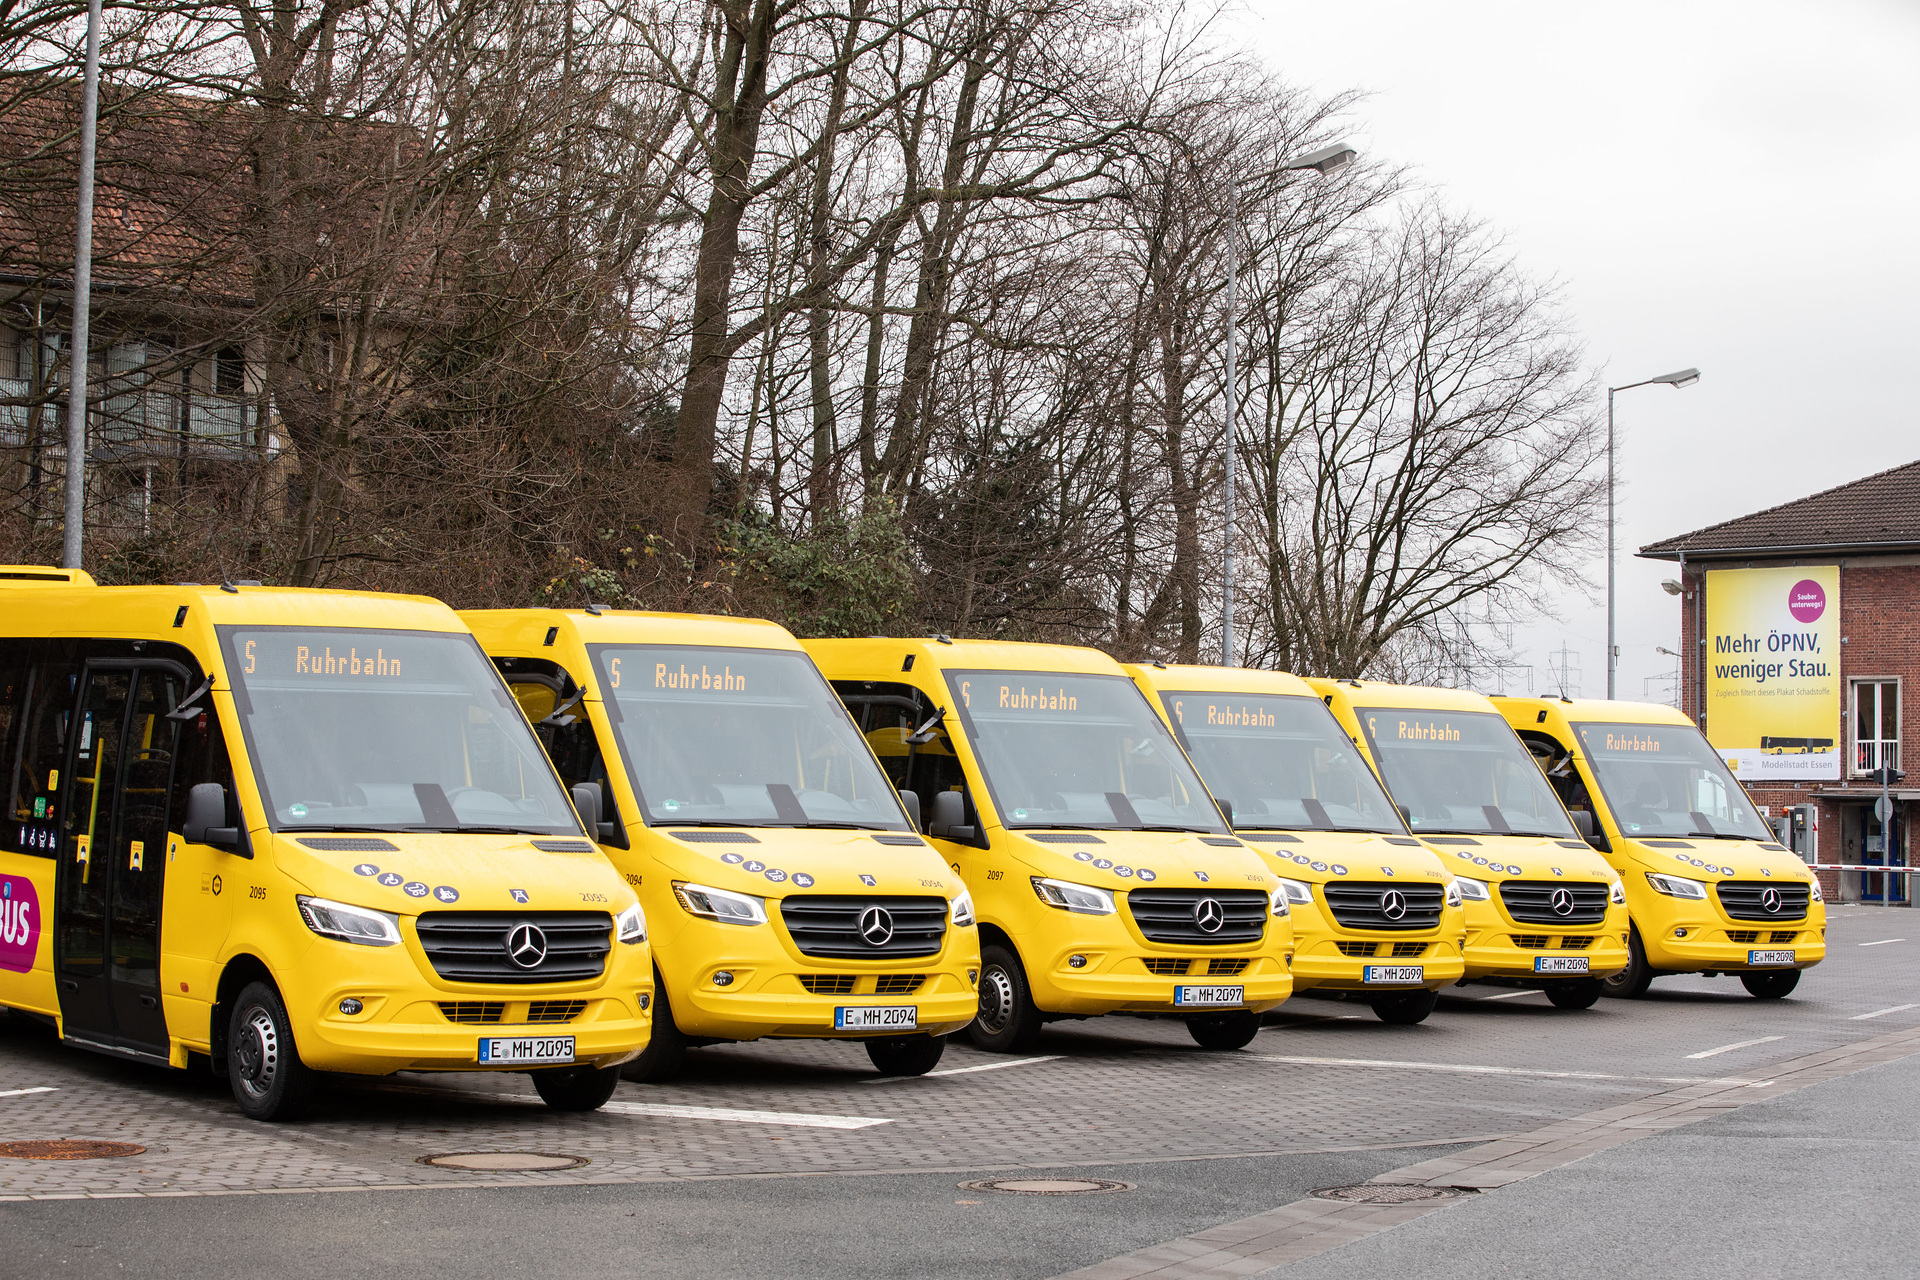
[1312,1183,1475,1204]
[419,1151,589,1172]
[958,1177,1135,1196]
[0,1139,146,1161]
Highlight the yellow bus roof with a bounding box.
[0,564,96,587]
[1492,695,1695,728]
[1303,678,1499,715]
[803,636,1124,677]
[0,580,467,635]
[1124,662,1317,698]
[461,608,804,654]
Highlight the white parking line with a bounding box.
[1685,1035,1784,1060]
[1478,991,1540,1001]
[600,1101,891,1129]
[1251,1054,1768,1087]
[1850,1003,1920,1021]
[0,1086,57,1099]
[863,1054,1063,1084]
[1859,938,1905,947]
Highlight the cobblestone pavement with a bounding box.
[0,903,1913,1203]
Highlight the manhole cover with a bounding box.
[419,1151,588,1172]
[1312,1183,1474,1204]
[958,1177,1135,1195]
[0,1140,146,1161]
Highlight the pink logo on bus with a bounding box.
[1787,580,1826,624]
[0,875,39,973]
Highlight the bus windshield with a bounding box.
[1359,707,1577,839]
[1573,721,1771,840]
[948,671,1227,833]
[590,645,908,829]
[222,627,580,835]
[1162,691,1403,834]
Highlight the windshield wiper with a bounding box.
[279,824,416,834]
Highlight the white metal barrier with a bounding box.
[1811,863,1915,906]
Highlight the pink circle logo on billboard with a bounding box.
[1787,579,1826,624]
[0,875,39,973]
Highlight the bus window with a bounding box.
[13,652,80,853]
[835,680,975,837]
[498,665,628,848]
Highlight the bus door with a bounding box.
[54,661,187,1056]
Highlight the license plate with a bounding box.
[835,1005,918,1030]
[1534,956,1590,974]
[1363,965,1425,985]
[1748,949,1795,966]
[477,1035,575,1065]
[1174,985,1244,1007]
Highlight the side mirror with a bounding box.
[898,789,922,834]
[1215,797,1234,827]
[928,790,974,841]
[1570,809,1608,850]
[1397,804,1412,827]
[184,783,240,851]
[572,783,602,835]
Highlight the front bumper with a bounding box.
[1024,944,1293,1014]
[1292,938,1464,992]
[1462,928,1629,982]
[1642,922,1827,973]
[675,967,980,1039]
[300,989,652,1073]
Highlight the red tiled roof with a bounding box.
[1639,458,1920,560]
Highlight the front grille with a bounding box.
[1511,935,1549,949]
[871,834,925,846]
[1029,832,1104,843]
[1200,837,1244,847]
[1728,930,1760,944]
[1716,881,1811,922]
[298,836,399,852]
[1499,880,1610,926]
[1322,881,1444,932]
[1335,941,1378,957]
[1771,930,1798,944]
[1143,957,1192,975]
[1208,957,1251,976]
[414,911,613,984]
[438,1001,504,1024]
[530,839,596,853]
[671,831,760,844]
[527,1000,587,1023]
[874,974,926,995]
[779,896,948,959]
[799,974,857,995]
[1390,942,1427,958]
[1125,889,1267,946]
[1559,936,1593,950]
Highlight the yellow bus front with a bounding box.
[1126,664,1464,1025]
[1496,697,1827,999]
[464,609,979,1079]
[1311,681,1632,1008]
[807,639,1294,1054]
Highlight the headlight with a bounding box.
[296,895,401,947]
[672,881,768,925]
[1274,877,1314,906]
[1268,885,1290,917]
[950,887,976,927]
[1806,878,1824,903]
[1453,876,1490,902]
[1030,876,1115,915]
[616,901,648,944]
[1645,872,1708,900]
[1609,879,1627,905]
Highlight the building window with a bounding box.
[1853,679,1899,775]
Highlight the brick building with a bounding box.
[1640,459,1920,903]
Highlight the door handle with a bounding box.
[58,978,78,991]
[138,994,158,1009]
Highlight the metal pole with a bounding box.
[1222,179,1237,667]
[61,0,104,571]
[1605,386,1616,699]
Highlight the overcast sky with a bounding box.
[1227,0,1920,701]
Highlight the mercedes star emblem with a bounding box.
[859,905,896,946]
[1761,887,1782,914]
[1380,889,1407,921]
[1193,898,1226,933]
[1550,887,1576,916]
[506,922,548,968]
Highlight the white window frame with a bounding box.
[1851,677,1900,777]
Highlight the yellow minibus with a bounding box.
[805,638,1293,1053]
[1311,680,1630,1008]
[1495,696,1826,998]
[0,569,652,1120]
[1126,664,1464,1024]
[462,610,980,1078]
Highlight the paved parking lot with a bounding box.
[1,902,1916,1277]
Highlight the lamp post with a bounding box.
[61,0,105,570]
[1606,367,1700,698]
[1221,140,1356,666]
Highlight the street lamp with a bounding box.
[61,0,105,570]
[1221,139,1356,666]
[1606,367,1700,698]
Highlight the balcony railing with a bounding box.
[0,376,255,458]
[1855,739,1900,776]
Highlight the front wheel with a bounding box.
[969,944,1043,1053]
[1546,979,1604,1010]
[226,981,316,1122]
[531,1064,621,1111]
[1186,1011,1262,1050]
[1601,925,1654,999]
[1741,970,1801,999]
[1370,989,1438,1026]
[866,1034,947,1077]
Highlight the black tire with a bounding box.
[1545,979,1604,1010]
[968,943,1043,1053]
[866,1034,947,1076]
[1602,924,1654,999]
[1370,989,1439,1026]
[226,980,316,1122]
[622,974,688,1084]
[1186,1011,1263,1051]
[1741,970,1801,999]
[531,1064,621,1112]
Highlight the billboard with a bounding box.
[1703,565,1841,780]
